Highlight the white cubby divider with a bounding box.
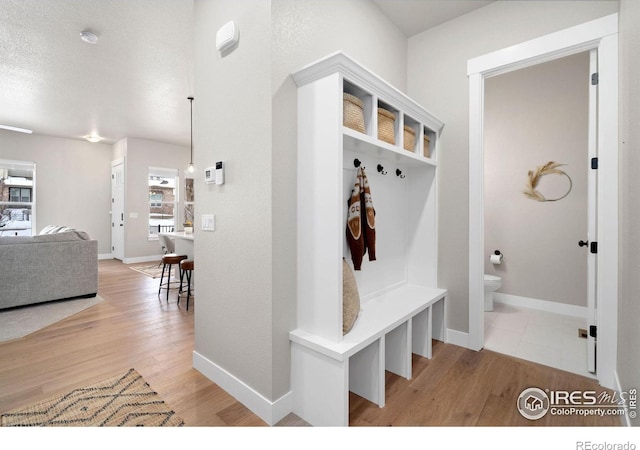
[290,51,447,426]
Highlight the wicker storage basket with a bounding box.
[403,125,416,152]
[423,135,431,158]
[377,108,396,144]
[343,93,366,133]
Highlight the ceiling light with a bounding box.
[86,134,101,143]
[80,31,98,45]
[0,124,33,134]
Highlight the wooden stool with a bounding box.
[158,253,187,302]
[178,260,194,310]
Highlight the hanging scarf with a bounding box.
[346,167,376,270]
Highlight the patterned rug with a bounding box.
[1,368,184,427]
[129,262,164,279]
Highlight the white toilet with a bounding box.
[484,274,502,312]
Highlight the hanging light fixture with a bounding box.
[187,96,195,174]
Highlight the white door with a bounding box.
[585,49,598,374]
[111,161,125,260]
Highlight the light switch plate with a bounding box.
[202,214,215,231]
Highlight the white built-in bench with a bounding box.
[290,285,446,426]
[290,52,447,427]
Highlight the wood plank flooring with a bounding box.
[0,259,621,427]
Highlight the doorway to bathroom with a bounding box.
[481,51,594,378]
[467,14,619,389]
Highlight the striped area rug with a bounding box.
[1,368,184,427]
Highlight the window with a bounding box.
[184,177,194,226]
[149,191,163,208]
[0,160,36,236]
[148,167,178,237]
[9,187,32,203]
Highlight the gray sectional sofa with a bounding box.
[0,229,98,310]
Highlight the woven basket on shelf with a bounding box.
[377,108,396,145]
[403,125,416,152]
[423,135,431,158]
[343,93,366,133]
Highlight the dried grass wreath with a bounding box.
[524,161,573,202]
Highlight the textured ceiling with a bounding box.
[0,0,494,147]
[372,0,495,37]
[0,0,193,146]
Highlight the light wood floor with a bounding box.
[0,259,620,427]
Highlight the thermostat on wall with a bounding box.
[216,21,239,52]
[204,161,225,185]
[204,166,216,184]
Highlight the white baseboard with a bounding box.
[493,293,588,318]
[613,370,632,427]
[192,350,293,426]
[446,328,470,349]
[98,253,113,260]
[122,254,163,264]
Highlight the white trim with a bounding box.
[148,166,179,179]
[98,253,114,260]
[292,51,444,134]
[493,293,587,318]
[586,48,598,374]
[111,159,125,261]
[468,72,485,352]
[110,157,124,167]
[0,158,36,235]
[468,13,619,389]
[446,329,469,349]
[192,351,293,426]
[467,13,618,77]
[613,371,632,427]
[122,254,163,264]
[593,31,619,390]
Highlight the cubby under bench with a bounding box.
[290,285,447,427]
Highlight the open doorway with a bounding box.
[467,14,619,389]
[482,52,593,378]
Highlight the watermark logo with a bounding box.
[629,388,637,419]
[517,387,550,420]
[517,387,637,420]
[576,442,636,450]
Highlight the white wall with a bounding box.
[193,0,275,401]
[618,0,640,423]
[271,0,407,399]
[193,0,407,409]
[0,130,112,255]
[484,53,589,307]
[407,0,619,332]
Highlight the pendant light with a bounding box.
[187,96,195,174]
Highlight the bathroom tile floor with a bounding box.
[484,302,594,378]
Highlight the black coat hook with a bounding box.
[354,158,363,168]
[377,164,387,175]
[396,169,405,179]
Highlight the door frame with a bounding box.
[111,158,125,260]
[467,14,618,388]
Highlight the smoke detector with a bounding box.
[80,31,98,45]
